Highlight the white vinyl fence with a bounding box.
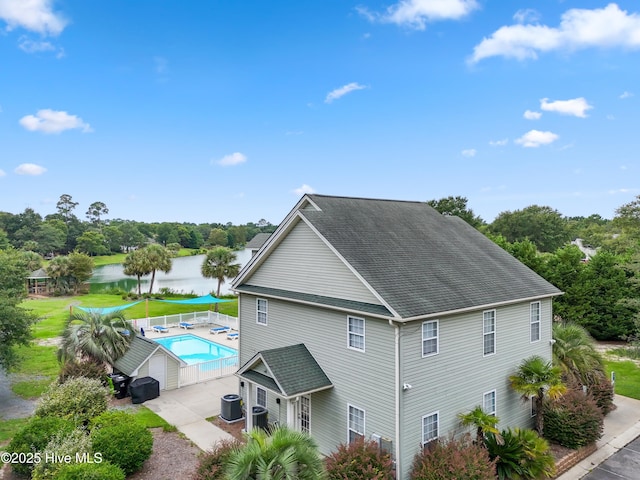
[179,356,239,386]
[131,311,238,331]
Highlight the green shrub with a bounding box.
[35,377,110,426]
[409,434,496,480]
[543,389,604,449]
[54,461,125,480]
[58,360,107,385]
[90,421,153,475]
[486,428,555,480]
[325,438,394,480]
[32,428,93,480]
[88,409,137,432]
[587,375,615,415]
[6,416,75,475]
[193,439,241,480]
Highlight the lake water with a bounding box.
[90,248,253,296]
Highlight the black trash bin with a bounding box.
[129,376,160,404]
[252,406,268,430]
[221,394,243,422]
[109,373,131,399]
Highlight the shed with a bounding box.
[245,233,271,257]
[113,335,186,391]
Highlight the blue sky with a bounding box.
[1,1,639,225]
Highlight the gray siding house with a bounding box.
[232,194,561,479]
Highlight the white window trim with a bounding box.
[256,386,267,407]
[422,320,439,357]
[300,395,311,434]
[421,411,439,445]
[347,316,365,352]
[483,389,497,416]
[256,298,268,325]
[530,301,541,343]
[347,404,365,444]
[483,309,496,357]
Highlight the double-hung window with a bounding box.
[256,387,267,407]
[257,298,268,325]
[348,316,365,351]
[530,302,541,342]
[483,390,497,416]
[483,310,496,356]
[422,411,439,445]
[422,320,439,357]
[348,405,365,443]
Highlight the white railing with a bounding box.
[131,311,238,331]
[179,356,239,386]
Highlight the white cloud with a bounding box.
[0,169,6,177]
[515,129,559,147]
[293,184,315,196]
[523,109,542,120]
[325,82,367,103]
[489,138,508,146]
[0,0,67,36]
[216,152,247,166]
[19,109,92,134]
[14,163,46,175]
[620,91,634,99]
[470,3,640,63]
[513,9,540,24]
[18,36,53,52]
[540,97,592,118]
[358,0,479,30]
[461,148,476,157]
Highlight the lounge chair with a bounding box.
[179,322,194,329]
[210,325,231,335]
[152,325,169,333]
[227,332,239,340]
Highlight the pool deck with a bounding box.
[142,326,241,451]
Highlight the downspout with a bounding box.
[389,319,401,478]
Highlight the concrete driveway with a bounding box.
[583,436,640,479]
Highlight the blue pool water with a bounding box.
[155,334,237,366]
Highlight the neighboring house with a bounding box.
[245,232,272,257]
[113,335,185,391]
[232,194,561,479]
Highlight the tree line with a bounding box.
[0,193,276,257]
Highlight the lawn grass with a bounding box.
[22,294,238,340]
[92,248,200,267]
[604,359,640,400]
[133,406,177,432]
[9,345,59,398]
[0,417,30,446]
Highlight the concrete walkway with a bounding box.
[557,395,640,479]
[144,375,239,451]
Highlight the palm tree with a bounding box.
[143,244,172,294]
[509,355,566,435]
[58,310,133,365]
[123,248,152,295]
[552,322,605,385]
[201,247,240,311]
[458,406,501,444]
[225,425,325,480]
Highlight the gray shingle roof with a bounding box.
[111,335,189,376]
[237,344,332,398]
[297,195,561,319]
[246,233,271,250]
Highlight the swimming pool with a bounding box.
[155,334,237,365]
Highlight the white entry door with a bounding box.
[148,355,166,390]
